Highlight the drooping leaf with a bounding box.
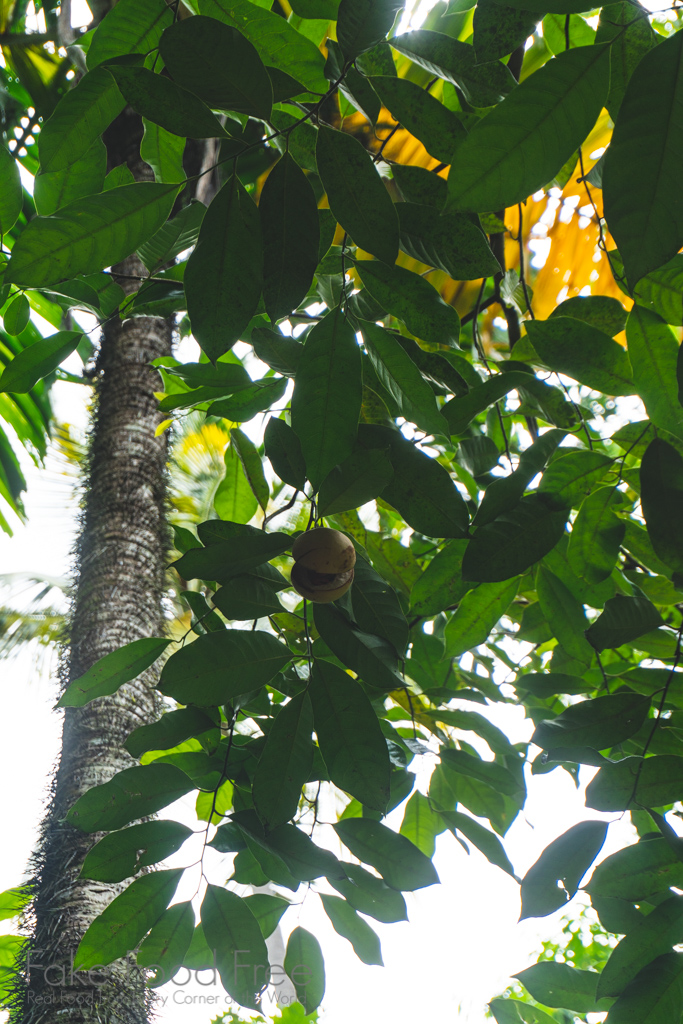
[391,31,516,107]
[409,540,469,618]
[80,821,193,883]
[440,810,517,877]
[595,2,656,121]
[446,45,610,212]
[214,444,259,524]
[107,66,229,139]
[640,438,683,576]
[334,817,440,890]
[442,371,532,436]
[350,556,408,654]
[526,317,634,396]
[290,306,361,490]
[604,952,683,1024]
[264,417,307,491]
[514,961,606,1014]
[137,901,195,986]
[231,427,269,512]
[38,66,126,173]
[158,630,291,706]
[316,126,399,265]
[462,495,568,582]
[320,894,383,965]
[567,487,626,584]
[537,450,614,511]
[443,577,519,658]
[284,927,325,1013]
[185,173,262,362]
[212,566,286,620]
[173,522,290,581]
[357,263,460,350]
[314,603,404,691]
[208,376,288,424]
[252,691,314,829]
[330,863,408,922]
[58,637,172,708]
[441,749,524,801]
[371,75,465,164]
[126,707,219,759]
[0,145,22,236]
[318,448,393,515]
[627,308,683,442]
[74,869,182,970]
[586,756,683,813]
[66,765,194,832]
[201,884,270,1010]
[520,821,608,920]
[243,894,290,939]
[536,566,594,666]
[34,137,107,216]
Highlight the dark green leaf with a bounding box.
[159,630,291,705]
[318,448,393,516]
[489,998,559,1024]
[536,566,593,665]
[550,294,628,337]
[34,137,106,217]
[391,31,516,107]
[334,817,440,890]
[397,202,501,281]
[252,691,314,829]
[264,417,307,491]
[320,893,383,965]
[260,154,319,321]
[520,821,608,920]
[409,539,469,617]
[463,495,568,582]
[126,708,218,759]
[626,307,683,440]
[626,254,683,328]
[337,0,402,59]
[137,901,195,985]
[371,75,465,164]
[392,163,447,208]
[214,444,258,524]
[185,174,262,362]
[0,330,81,394]
[537,450,614,510]
[526,317,633,395]
[0,145,22,235]
[605,952,683,1024]
[174,521,290,581]
[568,487,626,584]
[201,884,269,1010]
[139,118,186,184]
[290,306,361,490]
[330,863,408,922]
[514,961,605,1013]
[231,427,269,512]
[81,821,193,883]
[137,201,205,270]
[587,837,683,900]
[533,693,650,752]
[443,577,519,658]
[243,894,290,939]
[473,0,539,63]
[595,2,655,120]
[350,556,408,654]
[38,67,125,173]
[67,765,194,832]
[586,590,664,652]
[160,15,273,120]
[314,603,403,691]
[442,371,532,436]
[640,438,683,576]
[440,809,516,877]
[603,30,683,287]
[253,328,302,377]
[316,126,399,264]
[441,748,523,800]
[598,895,683,998]
[400,790,444,857]
[446,45,609,212]
[74,869,182,970]
[88,0,173,68]
[357,262,460,349]
[208,376,288,423]
[58,637,171,709]
[285,927,325,1013]
[586,756,683,813]
[108,66,228,139]
[474,429,565,528]
[212,567,286,620]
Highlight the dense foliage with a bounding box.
[2,0,683,1020]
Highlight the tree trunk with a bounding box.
[14,106,174,1023]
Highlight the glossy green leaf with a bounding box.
[392,31,516,107]
[520,821,608,920]
[252,691,314,829]
[330,863,408,922]
[586,756,683,813]
[185,174,262,362]
[320,894,383,965]
[310,659,390,811]
[137,901,195,985]
[159,630,291,705]
[173,521,290,582]
[371,75,465,164]
[67,764,194,833]
[472,0,539,62]
[318,448,393,515]
[126,708,219,759]
[0,145,22,236]
[74,869,182,970]
[603,30,683,287]
[537,450,614,511]
[201,884,269,1010]
[446,45,609,212]
[87,0,173,68]
[334,817,440,890]
[586,590,664,652]
[285,927,325,1013]
[214,444,259,524]
[316,126,399,264]
[38,67,126,173]
[444,577,519,658]
[598,895,683,998]
[201,0,328,94]
[533,693,650,752]
[605,952,683,1024]
[526,317,633,396]
[160,15,273,120]
[396,202,501,281]
[290,306,361,490]
[360,321,449,436]
[640,438,683,576]
[463,495,568,582]
[264,417,307,491]
[58,636,172,708]
[515,961,605,1013]
[568,487,626,584]
[6,183,178,288]
[107,66,228,139]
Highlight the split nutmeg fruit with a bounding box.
[290,527,356,603]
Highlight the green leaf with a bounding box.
[595,2,656,121]
[392,163,447,208]
[214,444,259,524]
[550,294,628,337]
[243,894,290,939]
[400,790,444,858]
[371,75,465,164]
[253,327,302,377]
[107,66,228,139]
[0,145,22,236]
[472,0,539,63]
[310,659,391,812]
[67,765,194,833]
[605,952,683,1024]
[316,126,399,264]
[586,590,664,652]
[443,577,518,658]
[533,693,651,752]
[290,306,361,490]
[627,307,683,441]
[446,45,609,212]
[330,863,408,923]
[140,119,186,184]
[2,295,30,337]
[126,708,219,759]
[440,810,516,877]
[201,884,269,1010]
[359,424,469,538]
[212,567,286,620]
[334,817,440,890]
[159,15,273,120]
[396,202,501,281]
[536,566,593,666]
[0,888,29,922]
[314,603,403,691]
[463,495,568,582]
[87,0,173,68]
[185,174,262,362]
[200,0,328,94]
[6,183,179,288]
[159,630,291,705]
[489,998,559,1024]
[409,539,469,618]
[173,521,290,581]
[391,31,516,107]
[587,837,683,900]
[285,927,325,1013]
[260,153,320,321]
[526,316,634,396]
[74,869,182,970]
[474,429,565,529]
[138,201,205,269]
[625,254,683,328]
[231,427,269,512]
[441,748,523,800]
[640,438,683,576]
[514,961,605,1013]
[34,137,107,216]
[58,637,172,708]
[357,264,460,350]
[568,487,626,584]
[537,450,614,511]
[350,556,409,654]
[603,29,683,288]
[442,371,532,436]
[337,0,402,59]
[318,448,393,516]
[586,756,683,813]
[38,67,125,173]
[252,691,314,829]
[264,417,307,490]
[137,901,195,986]
[208,376,288,423]
[520,821,608,920]
[320,893,383,965]
[598,895,683,998]
[360,321,449,436]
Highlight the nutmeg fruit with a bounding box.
[290,527,356,603]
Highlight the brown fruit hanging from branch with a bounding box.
[290,527,356,603]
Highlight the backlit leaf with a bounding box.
[334,817,440,890]
[252,691,314,829]
[58,637,172,708]
[66,765,194,832]
[285,928,325,1013]
[201,884,269,1010]
[520,821,608,920]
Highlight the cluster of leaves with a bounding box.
[2,0,683,1019]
